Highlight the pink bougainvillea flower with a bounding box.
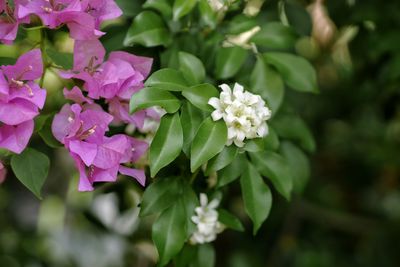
[52,104,147,191]
[0,0,30,44]
[63,86,93,104]
[0,161,6,184]
[61,39,153,128]
[81,0,122,27]
[0,49,46,153]
[18,0,104,40]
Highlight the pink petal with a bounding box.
[119,166,146,186]
[0,120,34,154]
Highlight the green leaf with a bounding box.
[145,68,189,91]
[192,244,215,267]
[250,22,297,50]
[218,209,244,232]
[150,113,183,177]
[124,11,171,47]
[243,138,264,152]
[143,0,172,19]
[281,1,312,36]
[249,151,293,200]
[178,51,206,84]
[240,161,272,234]
[217,152,247,188]
[198,0,217,28]
[215,46,248,79]
[115,0,142,17]
[152,200,187,266]
[140,177,182,217]
[264,127,280,151]
[11,148,50,199]
[190,118,227,172]
[280,142,310,194]
[181,183,199,238]
[34,114,51,133]
[38,117,63,148]
[182,84,219,112]
[130,87,181,113]
[206,146,238,175]
[46,48,73,69]
[180,101,205,156]
[0,57,16,65]
[271,114,316,153]
[264,52,318,93]
[174,244,197,267]
[228,15,258,35]
[250,55,285,114]
[173,0,197,20]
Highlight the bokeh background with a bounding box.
[1,0,400,266]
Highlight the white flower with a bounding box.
[190,193,224,244]
[208,83,272,147]
[207,0,227,12]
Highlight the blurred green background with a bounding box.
[1,0,400,266]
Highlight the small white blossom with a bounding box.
[207,0,227,12]
[190,193,224,244]
[208,83,272,147]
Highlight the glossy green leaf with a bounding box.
[240,161,272,234]
[124,11,171,47]
[217,152,247,188]
[140,177,182,217]
[215,46,248,79]
[280,142,310,194]
[143,0,172,19]
[251,22,297,50]
[152,199,187,266]
[190,118,227,172]
[178,52,206,84]
[218,209,244,232]
[46,48,73,69]
[145,68,189,91]
[250,55,285,114]
[130,87,181,113]
[150,113,183,177]
[249,151,293,200]
[182,84,219,112]
[180,101,205,156]
[11,148,50,199]
[173,0,197,20]
[206,146,238,175]
[264,52,318,93]
[271,114,316,153]
[34,114,51,133]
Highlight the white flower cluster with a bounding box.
[190,193,224,244]
[208,83,272,147]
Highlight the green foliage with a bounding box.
[264,52,318,93]
[178,52,206,84]
[124,11,171,47]
[190,118,227,172]
[215,47,248,79]
[145,68,189,91]
[182,84,219,112]
[11,148,50,199]
[240,161,272,234]
[46,48,73,69]
[150,113,183,177]
[130,87,181,113]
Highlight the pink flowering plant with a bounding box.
[0,0,318,265]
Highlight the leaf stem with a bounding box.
[39,28,47,88]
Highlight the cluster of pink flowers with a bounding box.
[0,0,122,44]
[0,49,46,153]
[0,0,157,191]
[52,39,155,191]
